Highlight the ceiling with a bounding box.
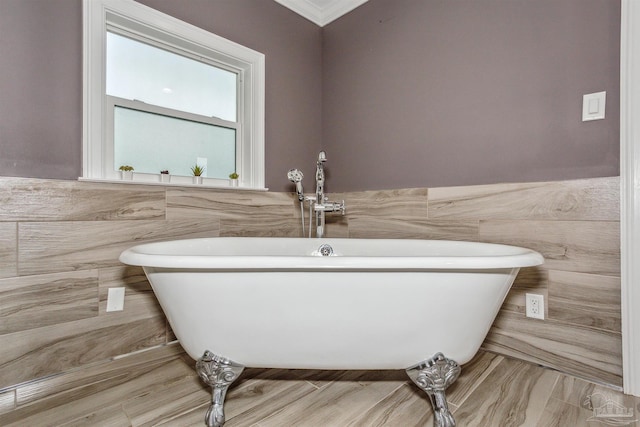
[273,0,370,27]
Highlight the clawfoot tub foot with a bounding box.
[406,352,461,427]
[195,350,245,427]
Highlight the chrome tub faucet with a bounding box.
[288,151,345,238]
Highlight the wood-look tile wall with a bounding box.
[332,176,621,387]
[0,175,621,418]
[0,177,300,416]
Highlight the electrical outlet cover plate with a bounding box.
[106,287,126,312]
[525,293,545,320]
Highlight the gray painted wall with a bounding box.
[0,0,83,180]
[0,0,620,192]
[322,0,620,191]
[0,0,322,191]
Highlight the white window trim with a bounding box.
[82,0,265,189]
[621,0,640,397]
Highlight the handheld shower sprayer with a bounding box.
[288,168,307,237]
[287,169,305,201]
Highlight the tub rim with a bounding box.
[119,237,544,270]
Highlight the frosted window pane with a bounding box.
[107,32,237,121]
[113,107,236,178]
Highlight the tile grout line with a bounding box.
[351,380,411,423]
[453,354,505,408]
[14,222,19,277]
[303,379,323,390]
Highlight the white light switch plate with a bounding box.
[106,287,126,312]
[582,91,606,121]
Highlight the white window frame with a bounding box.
[621,0,640,397]
[82,0,265,189]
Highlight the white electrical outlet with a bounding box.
[525,293,544,320]
[106,287,126,312]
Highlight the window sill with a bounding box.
[78,176,268,192]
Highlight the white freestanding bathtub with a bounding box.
[120,237,543,427]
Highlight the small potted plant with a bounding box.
[160,170,170,183]
[229,172,239,187]
[191,164,205,184]
[118,165,134,180]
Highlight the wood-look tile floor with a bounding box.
[4,349,639,427]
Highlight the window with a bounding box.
[83,0,265,188]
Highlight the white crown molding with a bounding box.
[273,0,369,26]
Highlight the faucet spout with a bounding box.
[315,151,328,238]
[316,151,326,202]
[318,151,327,163]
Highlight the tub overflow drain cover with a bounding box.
[318,244,334,256]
